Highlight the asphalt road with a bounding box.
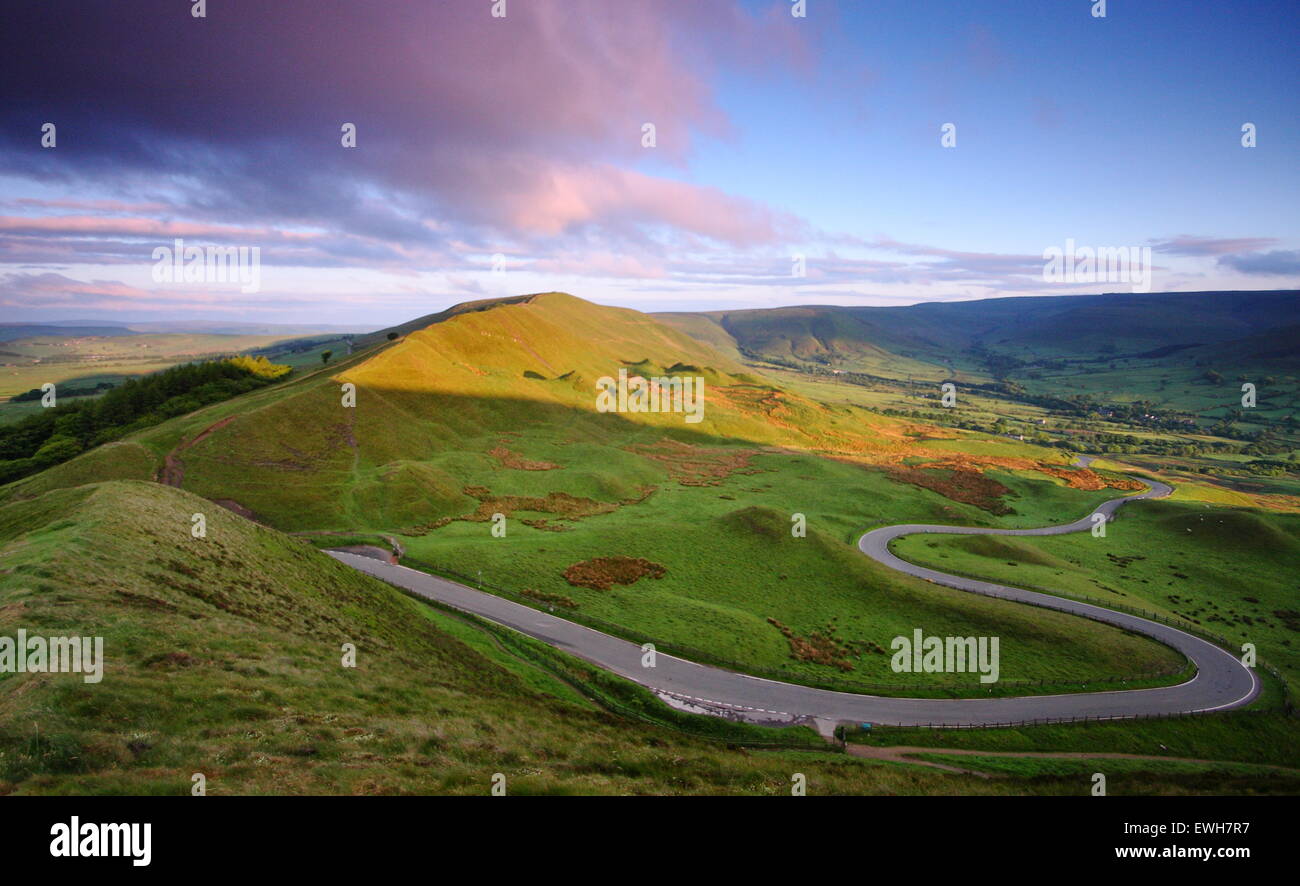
[328,475,1259,728]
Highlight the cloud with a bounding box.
[0,271,156,307]
[0,0,813,259]
[1151,235,1278,257]
[1217,250,1300,276]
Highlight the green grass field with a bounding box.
[847,710,1300,769]
[891,498,1300,704]
[0,295,1192,698]
[907,752,1300,794]
[1,477,1205,796]
[0,332,328,400]
[2,292,1297,795]
[388,446,1183,695]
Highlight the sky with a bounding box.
[0,0,1297,328]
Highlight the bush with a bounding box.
[33,436,83,465]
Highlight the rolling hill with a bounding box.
[0,478,863,795]
[0,292,1192,699]
[660,290,1300,371]
[1,290,1296,795]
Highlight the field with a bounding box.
[0,332,324,398]
[2,291,1297,796]
[891,498,1300,704]
[847,710,1300,771]
[0,478,1290,796]
[0,294,1201,698]
[0,476,1216,797]
[386,445,1185,695]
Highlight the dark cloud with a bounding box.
[1218,250,1300,276]
[1151,235,1278,257]
[0,1,814,253]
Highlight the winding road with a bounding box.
[328,469,1259,730]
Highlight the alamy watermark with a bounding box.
[890,629,1000,683]
[596,368,705,424]
[50,817,150,866]
[152,238,261,293]
[1042,238,1151,293]
[1,629,104,683]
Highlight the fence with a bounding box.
[842,705,1291,737]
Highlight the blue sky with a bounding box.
[0,0,1296,327]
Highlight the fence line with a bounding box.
[843,705,1291,735]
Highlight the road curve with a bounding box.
[328,474,1259,728]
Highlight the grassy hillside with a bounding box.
[0,478,1124,796]
[892,498,1300,705]
[0,293,1200,697]
[0,480,1291,796]
[2,289,1296,795]
[0,479,826,795]
[665,292,1300,508]
[681,291,1300,369]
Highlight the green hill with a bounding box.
[663,290,1300,371]
[0,292,1192,698]
[2,291,1295,794]
[2,480,1284,795]
[0,479,868,794]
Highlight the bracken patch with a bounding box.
[887,466,1014,514]
[767,618,858,672]
[1037,465,1145,492]
[626,439,763,486]
[489,444,560,471]
[562,557,666,591]
[460,486,618,522]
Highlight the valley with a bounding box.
[1,289,1297,796]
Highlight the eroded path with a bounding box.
[844,744,1297,777]
[158,415,238,487]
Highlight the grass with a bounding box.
[0,477,1166,796]
[0,479,846,795]
[0,332,317,400]
[1,291,1295,795]
[0,294,1196,698]
[892,498,1300,704]
[908,752,1300,794]
[846,710,1300,769]
[393,449,1185,696]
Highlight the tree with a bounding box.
[321,350,333,364]
[387,332,399,341]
